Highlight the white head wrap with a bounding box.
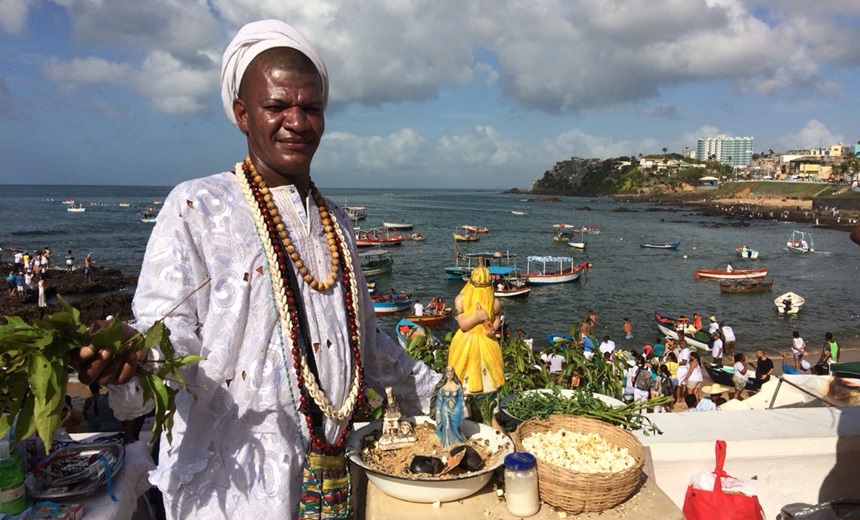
[220,19,329,128]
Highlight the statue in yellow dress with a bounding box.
[448,261,505,395]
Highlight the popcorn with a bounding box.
[522,429,635,474]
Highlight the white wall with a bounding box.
[635,407,860,518]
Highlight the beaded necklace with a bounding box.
[234,157,365,451]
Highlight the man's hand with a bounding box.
[72,319,147,385]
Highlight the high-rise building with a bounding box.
[696,136,754,167]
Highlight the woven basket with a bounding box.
[513,415,645,513]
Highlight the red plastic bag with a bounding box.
[683,440,766,520]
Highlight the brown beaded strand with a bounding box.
[244,158,340,292]
[239,161,364,454]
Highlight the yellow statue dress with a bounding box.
[447,264,505,394]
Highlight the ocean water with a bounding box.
[1,184,858,353]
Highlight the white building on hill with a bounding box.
[696,136,754,167]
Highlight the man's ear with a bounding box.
[233,98,249,134]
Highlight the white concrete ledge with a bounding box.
[635,407,860,518]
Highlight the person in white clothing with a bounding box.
[622,358,637,402]
[710,332,724,365]
[791,330,806,370]
[675,340,691,404]
[731,353,749,400]
[73,20,440,520]
[540,350,565,374]
[412,299,424,316]
[707,315,720,335]
[599,335,616,357]
[683,351,704,398]
[720,322,736,357]
[632,356,652,403]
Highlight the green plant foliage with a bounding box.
[505,388,671,436]
[499,337,550,396]
[404,325,449,373]
[0,296,203,452]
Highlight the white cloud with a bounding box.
[774,120,844,150]
[42,56,133,84]
[60,0,220,62]
[314,128,428,187]
[0,0,32,34]
[136,51,215,114]
[543,129,659,161]
[682,126,726,145]
[437,126,529,168]
[27,0,860,119]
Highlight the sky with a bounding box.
[1,1,859,190]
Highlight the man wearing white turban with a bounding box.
[77,20,439,520]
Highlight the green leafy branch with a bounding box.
[0,289,206,453]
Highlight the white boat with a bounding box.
[453,226,480,242]
[359,249,394,276]
[67,204,85,213]
[494,276,531,298]
[775,292,805,315]
[382,222,413,231]
[461,225,488,234]
[654,312,711,352]
[786,230,814,253]
[525,256,588,284]
[567,227,587,250]
[511,210,527,216]
[736,246,759,259]
[552,223,574,243]
[345,205,367,221]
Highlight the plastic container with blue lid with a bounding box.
[504,452,539,516]
[504,451,536,471]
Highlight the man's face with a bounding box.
[234,59,325,185]
[757,350,765,359]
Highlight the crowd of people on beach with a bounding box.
[535,310,842,413]
[3,246,53,305]
[713,201,859,230]
[1,246,95,305]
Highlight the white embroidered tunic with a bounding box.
[109,172,440,519]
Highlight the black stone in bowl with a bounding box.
[408,455,444,475]
[450,445,484,471]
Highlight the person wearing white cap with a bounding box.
[707,315,720,335]
[75,20,440,519]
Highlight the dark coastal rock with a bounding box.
[702,221,752,228]
[0,263,136,326]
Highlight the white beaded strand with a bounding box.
[235,166,360,421]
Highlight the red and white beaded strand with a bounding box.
[235,159,364,450]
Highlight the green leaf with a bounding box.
[14,393,36,443]
[137,371,171,447]
[172,355,206,367]
[91,320,126,353]
[28,353,67,452]
[0,415,11,440]
[144,321,175,359]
